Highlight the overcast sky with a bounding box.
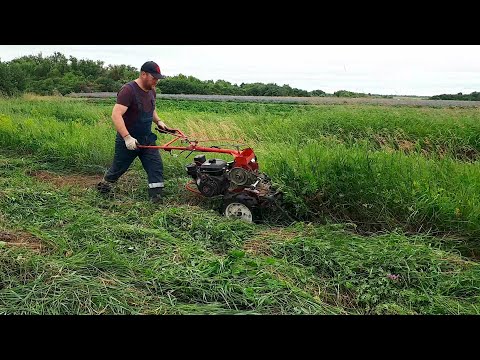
[1,45,479,96]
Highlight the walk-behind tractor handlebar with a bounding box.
[137,127,282,222]
[138,127,259,171]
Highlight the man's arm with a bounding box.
[112,104,130,138]
[112,103,138,150]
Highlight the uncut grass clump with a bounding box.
[261,142,480,239]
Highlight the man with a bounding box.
[96,61,172,203]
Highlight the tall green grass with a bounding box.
[1,96,480,241]
[261,142,480,237]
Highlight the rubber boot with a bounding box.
[96,180,113,194]
[148,187,163,203]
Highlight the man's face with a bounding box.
[144,72,158,90]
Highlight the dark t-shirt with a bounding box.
[116,81,156,128]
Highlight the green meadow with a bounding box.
[0,95,479,314]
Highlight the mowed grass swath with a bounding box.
[1,152,479,314]
[1,95,480,314]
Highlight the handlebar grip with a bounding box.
[155,127,176,134]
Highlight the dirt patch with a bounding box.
[0,230,47,253]
[373,135,395,153]
[29,170,101,189]
[243,237,274,256]
[456,146,479,162]
[397,139,416,152]
[244,227,297,256]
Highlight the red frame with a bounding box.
[137,128,259,171]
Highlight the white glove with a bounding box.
[124,135,138,150]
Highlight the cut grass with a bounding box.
[0,152,479,314]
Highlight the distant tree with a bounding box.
[0,62,14,96]
[310,89,326,96]
[210,80,238,95]
[334,90,367,98]
[57,72,87,94]
[105,64,137,83]
[50,52,69,75]
[77,59,104,79]
[95,76,120,92]
[430,91,480,101]
[158,74,208,95]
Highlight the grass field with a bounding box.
[0,95,479,314]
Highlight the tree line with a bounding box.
[0,52,138,96]
[1,52,477,100]
[429,92,480,101]
[0,52,357,98]
[0,52,328,97]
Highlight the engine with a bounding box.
[186,153,262,197]
[186,155,230,197]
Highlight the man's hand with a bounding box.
[163,127,177,134]
[124,135,138,150]
[156,121,168,130]
[156,121,176,134]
